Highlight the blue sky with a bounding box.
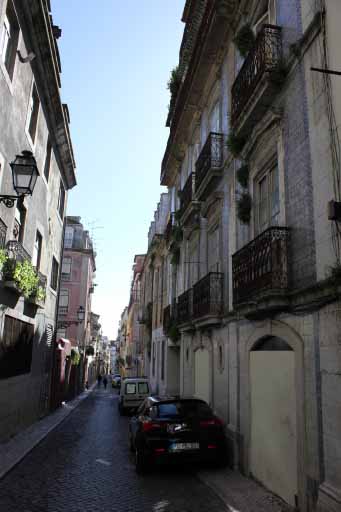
[53,1,184,339]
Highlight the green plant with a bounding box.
[70,349,80,366]
[237,164,249,188]
[226,133,246,157]
[174,210,182,222]
[0,249,8,271]
[237,192,252,224]
[168,323,180,343]
[167,65,182,97]
[33,286,46,303]
[6,259,39,298]
[233,24,255,57]
[171,224,183,243]
[170,246,180,266]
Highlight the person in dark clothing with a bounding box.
[97,374,102,387]
[103,376,108,389]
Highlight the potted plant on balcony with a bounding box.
[168,323,180,344]
[28,285,46,308]
[2,259,39,297]
[226,132,246,157]
[233,24,255,57]
[237,192,252,224]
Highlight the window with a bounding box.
[0,2,19,79]
[43,137,52,182]
[61,256,72,280]
[50,257,59,291]
[13,202,26,242]
[32,231,42,270]
[64,226,74,249]
[255,165,279,235]
[28,83,40,143]
[138,382,149,394]
[58,289,69,314]
[126,383,136,394]
[152,342,156,377]
[0,316,34,379]
[58,180,65,219]
[56,328,66,340]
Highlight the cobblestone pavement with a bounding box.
[0,388,229,512]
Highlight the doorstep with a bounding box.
[0,385,95,480]
[197,467,293,512]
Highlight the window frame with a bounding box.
[254,162,280,236]
[50,256,59,291]
[43,137,52,183]
[0,1,19,82]
[61,256,72,280]
[32,230,42,270]
[27,82,40,145]
[57,180,65,219]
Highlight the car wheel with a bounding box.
[135,448,147,474]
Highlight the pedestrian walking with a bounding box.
[97,374,102,387]
[103,376,108,389]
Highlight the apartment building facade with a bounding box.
[155,1,340,511]
[0,0,76,441]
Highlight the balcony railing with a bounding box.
[232,226,290,305]
[180,173,196,215]
[177,288,193,324]
[165,213,175,242]
[58,305,68,315]
[195,132,224,192]
[231,24,282,126]
[6,240,31,262]
[0,219,7,249]
[193,272,223,319]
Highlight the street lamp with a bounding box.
[0,151,39,208]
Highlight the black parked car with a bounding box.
[128,396,228,473]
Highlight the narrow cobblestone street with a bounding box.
[0,388,229,512]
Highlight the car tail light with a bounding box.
[141,420,166,432]
[207,444,217,449]
[200,417,224,428]
[154,448,166,454]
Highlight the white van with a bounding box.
[118,378,150,415]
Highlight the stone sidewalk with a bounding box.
[0,386,94,480]
[198,467,293,512]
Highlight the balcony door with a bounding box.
[194,348,210,405]
[209,102,220,133]
[188,234,199,288]
[208,225,220,273]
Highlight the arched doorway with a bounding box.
[249,336,298,507]
[194,348,210,404]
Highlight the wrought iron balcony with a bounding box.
[180,173,196,216]
[6,240,31,262]
[193,272,223,319]
[0,219,7,249]
[58,305,68,315]
[232,226,290,306]
[177,288,193,325]
[195,132,224,197]
[231,25,282,128]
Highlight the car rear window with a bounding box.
[125,383,136,394]
[157,400,212,418]
[138,382,149,394]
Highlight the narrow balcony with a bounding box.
[6,240,31,262]
[180,173,199,224]
[231,25,283,134]
[177,288,193,326]
[232,227,290,314]
[195,132,224,199]
[58,305,68,315]
[193,272,224,325]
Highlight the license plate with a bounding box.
[169,442,199,451]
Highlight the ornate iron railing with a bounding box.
[177,288,193,324]
[232,226,290,305]
[180,173,196,215]
[58,305,68,315]
[193,272,224,319]
[6,240,31,262]
[195,132,224,191]
[231,24,282,126]
[0,219,7,249]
